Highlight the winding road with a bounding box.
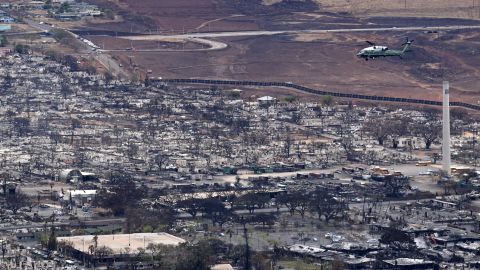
[114,24,480,52]
[125,24,480,40]
[101,37,228,52]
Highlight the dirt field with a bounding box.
[83,0,480,33]
[110,29,480,103]
[314,0,480,19]
[79,0,480,104]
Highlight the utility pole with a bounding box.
[241,217,251,270]
[1,239,6,262]
[26,88,30,118]
[473,128,478,166]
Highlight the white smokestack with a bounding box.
[442,81,451,175]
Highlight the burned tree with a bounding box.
[340,135,357,162]
[389,116,411,148]
[5,191,31,214]
[379,227,415,250]
[412,109,442,149]
[362,117,391,145]
[97,172,145,216]
[200,198,233,227]
[277,191,304,216]
[309,189,347,223]
[412,121,441,150]
[235,192,271,214]
[12,117,30,137]
[176,197,204,218]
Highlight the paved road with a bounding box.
[105,24,480,52]
[23,18,54,33]
[0,217,125,232]
[94,52,131,78]
[103,37,228,52]
[123,25,480,40]
[22,18,131,79]
[4,31,44,36]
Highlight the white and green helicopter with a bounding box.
[357,38,413,61]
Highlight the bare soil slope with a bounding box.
[82,0,480,103]
[84,0,480,33]
[112,30,480,103]
[315,0,480,19]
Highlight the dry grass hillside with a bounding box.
[315,0,480,19]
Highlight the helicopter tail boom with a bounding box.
[400,38,414,54]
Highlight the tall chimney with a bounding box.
[442,81,451,175]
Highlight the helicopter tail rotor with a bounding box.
[402,37,414,46]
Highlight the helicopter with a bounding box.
[357,38,413,61]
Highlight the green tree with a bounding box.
[175,240,216,270]
[47,227,57,250]
[14,44,30,54]
[0,35,7,47]
[322,95,334,107]
[142,225,153,233]
[57,2,71,13]
[284,95,297,103]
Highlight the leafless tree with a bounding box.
[60,82,72,99]
[235,192,271,214]
[12,117,30,137]
[284,127,293,157]
[412,121,441,149]
[154,153,169,171]
[362,117,391,145]
[340,135,357,161]
[389,117,411,148]
[277,192,303,216]
[176,197,203,218]
[309,189,347,223]
[126,140,139,159]
[5,191,31,214]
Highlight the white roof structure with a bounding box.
[58,233,186,255]
[287,244,325,254]
[383,258,433,266]
[211,264,234,270]
[257,96,276,102]
[69,190,97,197]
